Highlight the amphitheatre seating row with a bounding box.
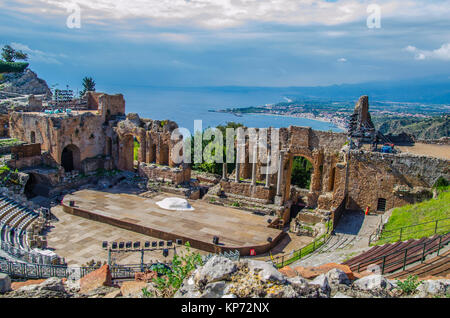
[388,250,450,280]
[0,195,39,250]
[343,233,450,274]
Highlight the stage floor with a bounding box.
[61,190,283,255]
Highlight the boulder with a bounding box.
[309,274,331,294]
[194,256,237,286]
[200,281,227,298]
[11,279,46,291]
[104,289,122,298]
[294,263,357,280]
[325,268,351,286]
[247,260,286,283]
[120,281,147,298]
[174,276,202,298]
[79,265,113,294]
[12,277,69,298]
[353,274,394,291]
[318,263,357,281]
[0,273,11,294]
[134,270,157,283]
[416,279,449,297]
[287,276,309,290]
[278,266,298,278]
[293,266,322,279]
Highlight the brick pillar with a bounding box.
[235,146,240,183]
[222,163,228,180]
[276,151,284,196]
[251,145,257,186]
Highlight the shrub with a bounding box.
[396,275,423,295]
[145,242,203,297]
[0,60,29,73]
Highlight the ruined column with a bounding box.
[251,145,257,186]
[235,146,240,183]
[265,151,270,188]
[222,163,228,180]
[276,151,284,196]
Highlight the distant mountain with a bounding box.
[286,75,450,104]
[373,115,449,140]
[206,75,450,104]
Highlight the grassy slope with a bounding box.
[378,188,450,244]
[0,138,22,148]
[373,115,449,140]
[134,140,139,161]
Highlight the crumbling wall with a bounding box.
[346,150,449,212]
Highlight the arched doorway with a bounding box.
[159,144,169,165]
[289,156,314,219]
[30,131,36,144]
[24,173,38,199]
[118,135,134,171]
[61,144,81,172]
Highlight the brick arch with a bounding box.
[61,144,81,172]
[283,150,323,207]
[117,133,145,171]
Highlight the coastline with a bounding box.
[212,110,347,132]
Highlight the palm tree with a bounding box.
[80,77,96,97]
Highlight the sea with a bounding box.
[118,86,342,135]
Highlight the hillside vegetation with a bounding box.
[373,115,449,140]
[378,187,450,244]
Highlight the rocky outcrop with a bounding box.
[1,257,449,298]
[0,273,11,294]
[0,69,51,97]
[79,264,113,294]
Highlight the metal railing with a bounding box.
[357,232,449,275]
[370,217,450,245]
[0,241,60,265]
[0,257,170,280]
[267,220,333,268]
[203,250,240,263]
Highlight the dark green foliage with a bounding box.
[290,156,313,189]
[434,176,449,189]
[373,115,449,140]
[79,76,96,97]
[143,242,203,297]
[1,45,28,63]
[0,60,29,73]
[396,275,423,295]
[190,122,243,175]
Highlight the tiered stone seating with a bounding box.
[343,233,450,275]
[388,250,450,280]
[0,194,41,250]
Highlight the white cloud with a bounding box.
[405,43,450,61]
[338,58,348,63]
[9,42,65,64]
[13,0,450,29]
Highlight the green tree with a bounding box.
[80,76,96,97]
[291,156,313,189]
[1,45,28,62]
[189,122,243,175]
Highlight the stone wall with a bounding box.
[8,93,123,174]
[138,163,191,185]
[219,180,276,203]
[345,150,449,212]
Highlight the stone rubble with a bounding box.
[0,256,449,298]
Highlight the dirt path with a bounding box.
[291,211,382,267]
[397,143,450,160]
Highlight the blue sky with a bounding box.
[1,0,449,92]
